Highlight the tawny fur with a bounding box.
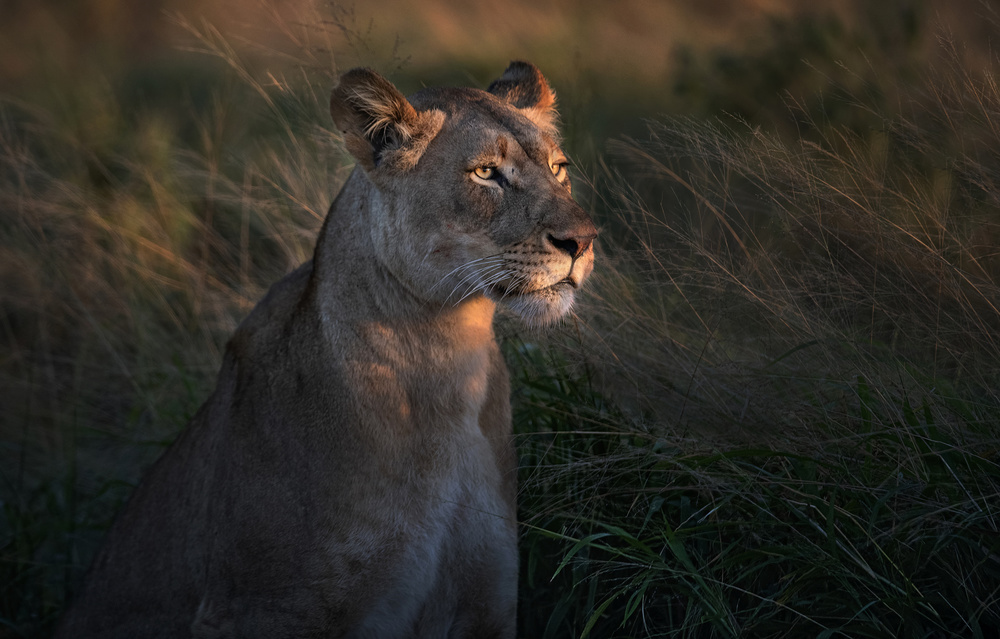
[56,61,597,639]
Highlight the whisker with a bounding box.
[429,254,504,294]
[479,269,513,293]
[501,271,531,300]
[432,256,501,292]
[445,262,506,304]
[455,268,513,305]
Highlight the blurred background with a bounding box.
[3,0,995,138]
[3,1,1000,637]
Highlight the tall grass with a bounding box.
[2,8,1000,639]
[0,20,345,633]
[512,40,1000,639]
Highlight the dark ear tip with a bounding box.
[487,60,554,113]
[499,60,542,82]
[505,60,537,72]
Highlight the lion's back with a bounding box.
[56,261,329,638]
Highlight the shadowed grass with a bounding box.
[511,33,1000,638]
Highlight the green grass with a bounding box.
[506,42,1000,634]
[505,43,1000,631]
[511,346,1000,636]
[3,4,1000,638]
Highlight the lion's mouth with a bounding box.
[492,278,578,326]
[540,276,580,292]
[556,276,581,289]
[496,279,574,299]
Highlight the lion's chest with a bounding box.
[335,343,515,635]
[347,423,516,637]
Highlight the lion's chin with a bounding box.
[498,282,576,327]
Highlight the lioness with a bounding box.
[56,61,596,638]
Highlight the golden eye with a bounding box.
[474,166,495,180]
[551,161,568,179]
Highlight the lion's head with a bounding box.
[330,61,597,326]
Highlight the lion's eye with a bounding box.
[473,166,495,180]
[551,161,569,180]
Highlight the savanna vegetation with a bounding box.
[2,1,999,637]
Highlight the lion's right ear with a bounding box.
[488,61,558,138]
[330,68,443,172]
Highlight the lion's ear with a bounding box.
[331,68,443,172]
[488,61,558,136]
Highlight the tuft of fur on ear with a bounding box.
[330,68,443,172]
[488,61,559,137]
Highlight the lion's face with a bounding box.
[331,63,597,326]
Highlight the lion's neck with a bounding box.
[311,169,497,354]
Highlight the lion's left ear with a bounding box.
[488,61,558,136]
[330,67,443,172]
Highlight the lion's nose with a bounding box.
[548,226,597,259]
